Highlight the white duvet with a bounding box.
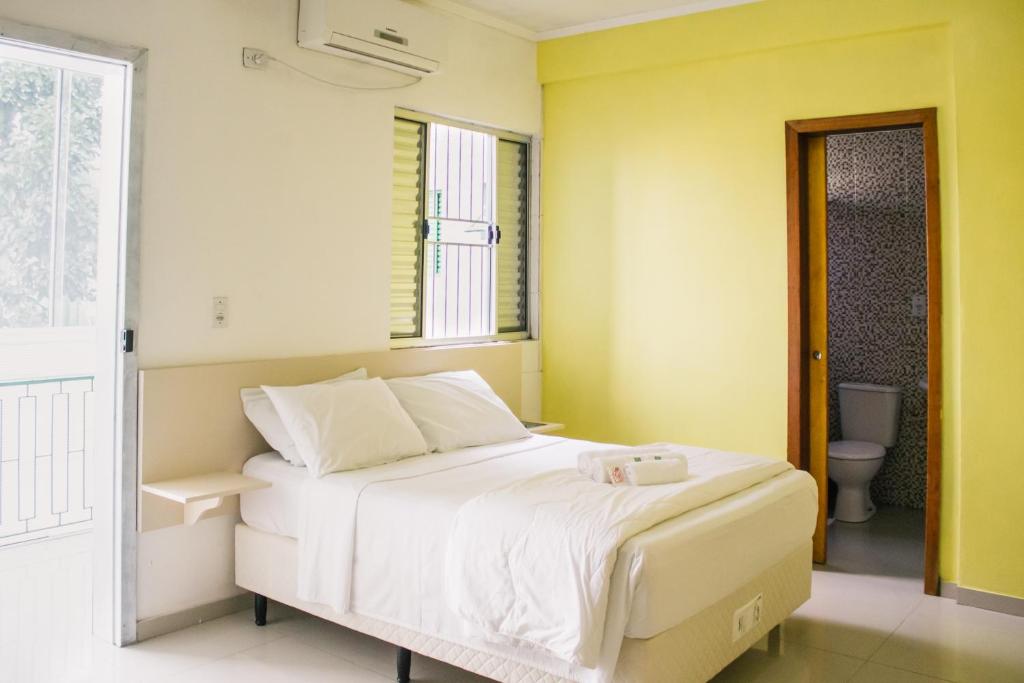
[445,448,790,667]
[296,437,551,611]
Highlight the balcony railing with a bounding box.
[0,376,94,546]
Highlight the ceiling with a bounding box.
[436,0,760,40]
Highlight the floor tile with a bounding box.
[711,641,864,682]
[70,609,302,683]
[871,595,1024,683]
[827,506,925,579]
[849,661,951,682]
[179,635,391,683]
[782,569,924,658]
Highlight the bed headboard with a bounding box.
[139,343,523,531]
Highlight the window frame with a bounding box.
[390,107,536,348]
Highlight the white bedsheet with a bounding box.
[241,436,816,681]
[240,452,308,537]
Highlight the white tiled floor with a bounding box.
[3,510,1024,683]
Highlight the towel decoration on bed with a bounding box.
[621,458,689,485]
[578,444,689,484]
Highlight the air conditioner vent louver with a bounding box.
[298,0,445,77]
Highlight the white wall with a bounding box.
[0,0,541,369]
[0,0,541,624]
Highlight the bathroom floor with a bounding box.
[827,505,925,578]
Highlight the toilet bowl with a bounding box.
[828,440,885,522]
[828,382,902,523]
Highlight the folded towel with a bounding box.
[577,446,671,479]
[578,444,686,484]
[624,459,689,485]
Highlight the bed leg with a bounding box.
[767,624,782,657]
[396,646,412,683]
[254,593,268,626]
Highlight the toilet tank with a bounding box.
[838,382,903,447]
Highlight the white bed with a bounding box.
[237,434,816,682]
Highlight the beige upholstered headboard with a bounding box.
[139,343,523,531]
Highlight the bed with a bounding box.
[136,347,815,682]
[235,435,816,682]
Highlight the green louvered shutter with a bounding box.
[496,139,529,333]
[391,118,426,338]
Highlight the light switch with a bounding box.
[212,297,228,328]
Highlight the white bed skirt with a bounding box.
[235,523,811,683]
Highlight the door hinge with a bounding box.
[121,328,135,353]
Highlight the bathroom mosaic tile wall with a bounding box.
[826,129,928,509]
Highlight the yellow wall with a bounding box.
[539,0,1024,599]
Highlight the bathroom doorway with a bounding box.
[784,109,942,595]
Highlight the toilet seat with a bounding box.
[828,440,885,461]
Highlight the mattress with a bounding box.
[240,437,816,640]
[240,451,307,537]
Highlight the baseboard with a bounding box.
[136,593,251,642]
[956,586,1024,618]
[938,581,1024,617]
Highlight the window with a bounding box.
[0,51,106,329]
[390,110,530,343]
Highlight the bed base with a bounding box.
[236,524,811,683]
[255,591,413,682]
[254,593,267,626]
[397,646,412,683]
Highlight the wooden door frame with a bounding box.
[785,108,942,596]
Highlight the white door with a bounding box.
[0,37,135,646]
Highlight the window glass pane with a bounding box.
[0,57,59,328]
[424,241,493,339]
[61,71,103,327]
[426,123,494,226]
[423,122,496,339]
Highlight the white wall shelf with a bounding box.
[141,472,269,525]
[522,420,565,434]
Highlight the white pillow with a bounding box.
[240,368,367,466]
[262,377,427,477]
[385,370,529,452]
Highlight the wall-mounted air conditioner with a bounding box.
[298,0,446,77]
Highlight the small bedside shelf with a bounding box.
[142,472,270,525]
[522,420,565,434]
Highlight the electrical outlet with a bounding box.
[212,297,228,328]
[242,47,268,69]
[732,593,764,641]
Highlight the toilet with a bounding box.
[828,382,902,523]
